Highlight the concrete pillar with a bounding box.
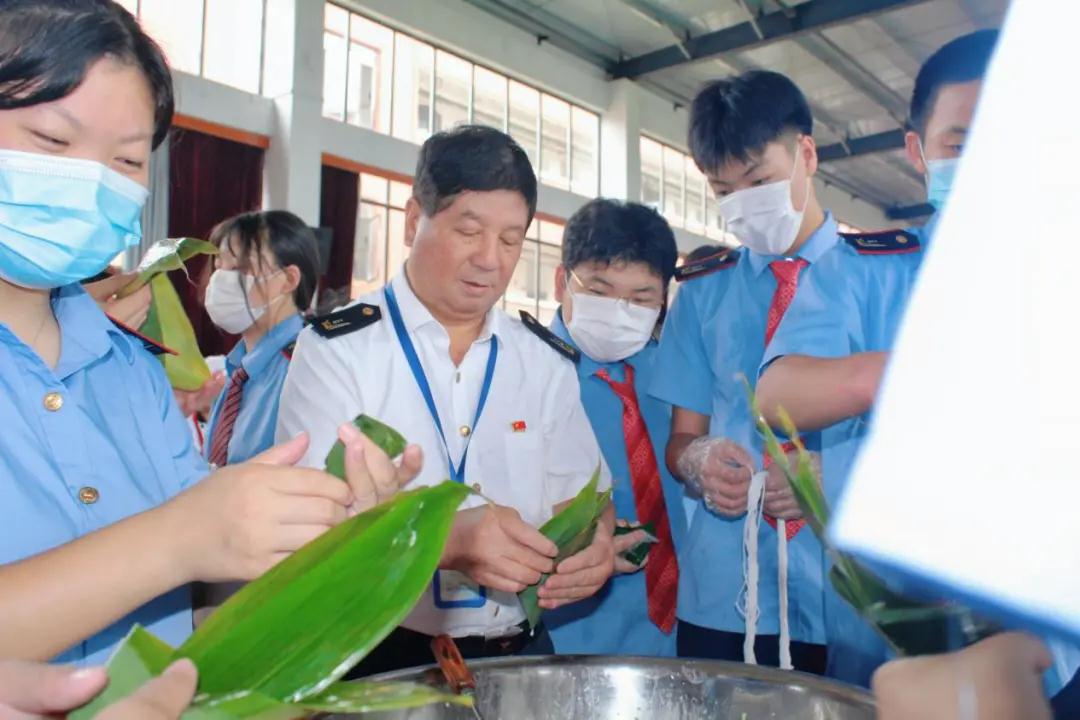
[599,79,642,202]
[262,0,324,224]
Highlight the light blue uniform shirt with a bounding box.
[648,214,841,642]
[205,314,304,465]
[760,218,934,685]
[0,285,208,665]
[546,312,688,657]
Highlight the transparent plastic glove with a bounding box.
[677,436,754,517]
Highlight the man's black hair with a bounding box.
[688,70,813,174]
[909,29,999,136]
[413,125,537,222]
[0,0,175,149]
[561,199,678,286]
[209,210,321,312]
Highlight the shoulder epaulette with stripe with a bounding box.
[281,340,297,361]
[310,303,381,339]
[674,249,739,282]
[108,317,176,356]
[519,311,579,364]
[842,229,921,255]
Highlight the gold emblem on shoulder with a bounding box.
[362,306,375,317]
[896,235,908,244]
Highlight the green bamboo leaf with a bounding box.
[118,237,218,298]
[69,626,175,720]
[325,415,408,480]
[176,481,471,702]
[147,273,211,391]
[518,466,612,627]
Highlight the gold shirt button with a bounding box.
[459,425,471,437]
[78,486,100,504]
[43,392,63,412]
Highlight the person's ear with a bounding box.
[404,198,422,248]
[281,264,301,295]
[905,130,928,175]
[554,264,568,304]
[802,135,819,178]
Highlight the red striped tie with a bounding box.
[596,364,678,633]
[207,367,249,467]
[764,258,809,539]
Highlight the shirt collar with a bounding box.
[228,313,304,376]
[746,212,840,276]
[389,269,500,346]
[51,284,138,379]
[550,307,648,380]
[917,212,940,248]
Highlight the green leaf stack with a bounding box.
[748,384,996,656]
[71,416,471,719]
[518,466,612,628]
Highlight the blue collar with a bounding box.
[746,212,840,277]
[550,308,648,382]
[916,212,940,248]
[227,314,304,377]
[52,284,137,379]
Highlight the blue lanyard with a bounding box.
[384,284,498,484]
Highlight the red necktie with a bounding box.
[207,367,249,467]
[596,364,678,633]
[764,258,809,540]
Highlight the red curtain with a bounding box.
[318,165,358,312]
[167,128,265,356]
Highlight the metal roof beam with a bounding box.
[610,0,930,79]
[887,202,934,220]
[817,128,906,162]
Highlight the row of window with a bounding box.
[323,4,600,198]
[641,136,727,242]
[352,171,565,324]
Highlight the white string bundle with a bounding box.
[738,470,793,669]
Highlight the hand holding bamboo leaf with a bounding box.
[325,416,424,515]
[441,504,557,593]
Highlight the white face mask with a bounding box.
[566,283,661,363]
[204,268,284,335]
[718,149,809,256]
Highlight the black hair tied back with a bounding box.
[0,0,174,148]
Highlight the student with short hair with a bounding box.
[649,70,840,672]
[278,125,614,675]
[545,199,686,656]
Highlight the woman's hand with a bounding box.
[85,272,153,330]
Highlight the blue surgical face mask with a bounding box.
[0,149,149,289]
[918,139,960,211]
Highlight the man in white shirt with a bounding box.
[277,125,614,675]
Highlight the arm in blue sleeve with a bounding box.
[648,281,714,416]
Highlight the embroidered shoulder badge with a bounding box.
[674,249,738,282]
[842,229,921,255]
[519,311,579,364]
[311,303,381,339]
[109,317,177,356]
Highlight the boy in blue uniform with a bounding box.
[545,199,686,656]
[649,71,842,672]
[756,30,1000,686]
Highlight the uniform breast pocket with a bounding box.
[479,427,546,526]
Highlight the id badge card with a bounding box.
[433,570,487,608]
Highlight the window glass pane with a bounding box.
[203,0,263,93]
[663,146,685,228]
[392,34,434,144]
[706,194,725,240]
[540,94,570,189]
[116,0,138,15]
[140,0,204,75]
[640,137,662,209]
[389,181,412,209]
[433,50,471,132]
[505,240,538,312]
[352,202,387,298]
[537,242,561,308]
[322,7,348,121]
[473,66,507,131]
[570,107,599,197]
[508,81,539,171]
[360,173,389,204]
[685,157,705,231]
[539,220,563,246]
[347,15,394,132]
[525,219,539,241]
[387,209,409,276]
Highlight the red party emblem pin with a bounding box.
[511,420,527,433]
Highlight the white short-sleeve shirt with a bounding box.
[277,272,609,638]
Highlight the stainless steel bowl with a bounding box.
[334,655,875,719]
